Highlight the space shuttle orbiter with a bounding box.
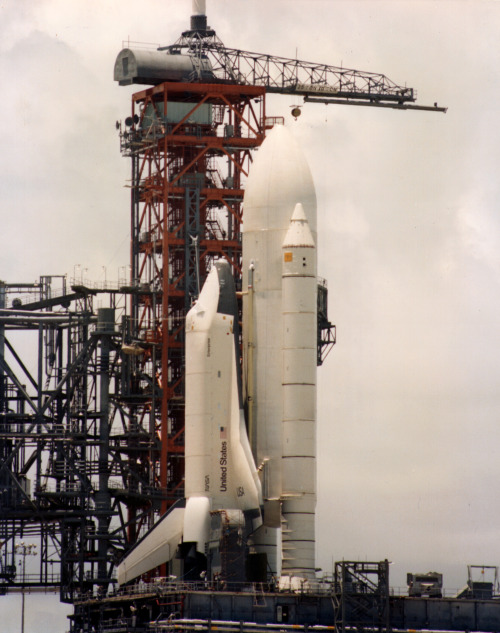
[184,259,263,519]
[117,260,262,585]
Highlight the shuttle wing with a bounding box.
[116,500,185,586]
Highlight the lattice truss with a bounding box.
[118,82,267,520]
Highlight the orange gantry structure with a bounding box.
[119,80,272,541]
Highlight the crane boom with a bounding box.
[160,28,446,112]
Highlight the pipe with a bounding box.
[0,309,75,318]
[246,262,255,453]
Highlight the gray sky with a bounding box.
[2,0,500,629]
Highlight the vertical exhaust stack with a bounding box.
[192,0,206,13]
[191,0,208,32]
[242,125,318,581]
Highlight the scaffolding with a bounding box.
[0,82,268,604]
[0,278,136,601]
[333,560,391,633]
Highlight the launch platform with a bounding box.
[69,561,500,633]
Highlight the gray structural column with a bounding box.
[95,308,115,588]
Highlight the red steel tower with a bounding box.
[118,74,270,539]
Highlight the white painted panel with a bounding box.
[283,384,316,420]
[184,496,211,550]
[283,348,317,383]
[282,420,315,456]
[283,312,316,343]
[282,456,316,492]
[282,280,317,312]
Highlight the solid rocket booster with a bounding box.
[242,124,318,578]
[117,260,261,585]
[281,203,317,577]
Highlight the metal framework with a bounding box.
[0,278,136,601]
[117,81,268,540]
[69,571,500,633]
[333,560,391,633]
[317,278,336,366]
[161,30,446,112]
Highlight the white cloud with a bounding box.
[456,196,500,275]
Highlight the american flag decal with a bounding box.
[220,426,227,439]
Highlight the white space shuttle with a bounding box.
[184,259,263,526]
[117,124,321,587]
[118,261,262,585]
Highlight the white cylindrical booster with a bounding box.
[281,203,317,578]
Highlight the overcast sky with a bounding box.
[2,0,500,630]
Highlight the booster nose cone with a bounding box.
[283,202,316,249]
[243,124,317,234]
